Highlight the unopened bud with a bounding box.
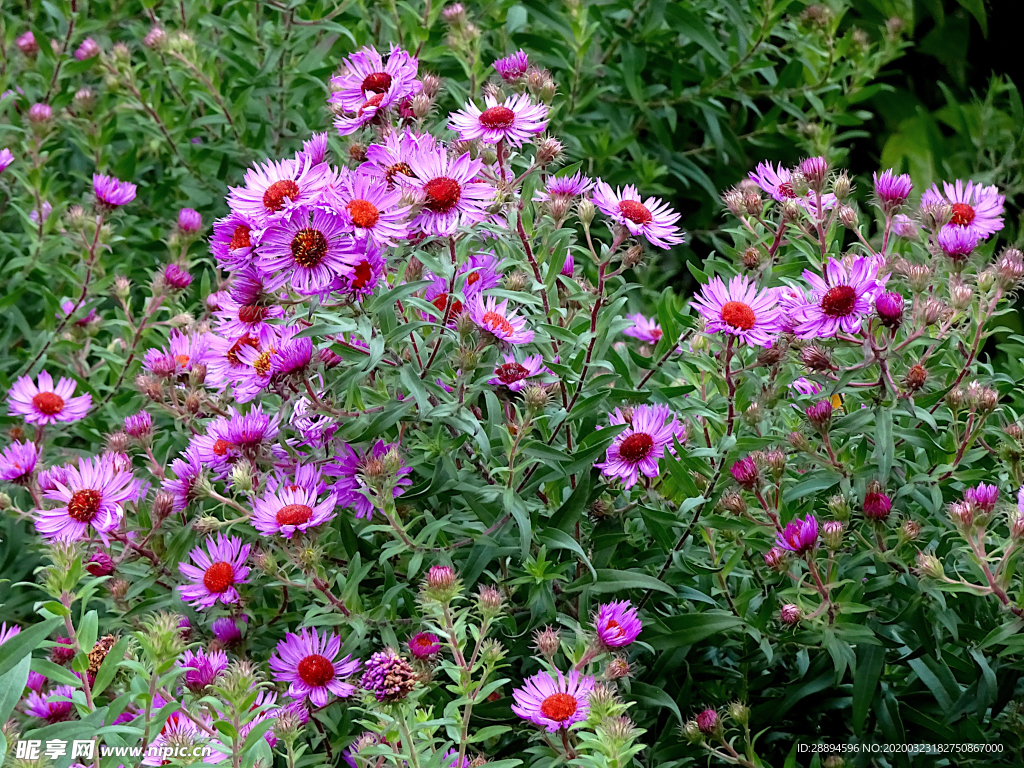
[504,271,528,292]
[900,519,921,542]
[838,205,858,229]
[801,344,834,372]
[523,385,549,413]
[742,247,762,270]
[827,493,851,522]
[535,136,564,166]
[144,26,167,49]
[577,199,596,226]
[721,188,745,217]
[605,657,630,680]
[787,430,811,453]
[720,489,747,515]
[821,520,845,549]
[916,550,944,579]
[780,604,802,625]
[949,280,973,310]
[997,248,1024,289]
[832,171,852,200]
[743,402,762,425]
[532,625,561,659]
[922,298,946,326]
[622,245,643,269]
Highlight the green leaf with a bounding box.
[0,655,31,725]
[647,612,743,649]
[563,569,674,596]
[630,681,683,725]
[0,618,64,677]
[853,644,885,734]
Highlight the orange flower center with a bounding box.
[721,301,756,330]
[291,228,329,268]
[227,335,259,365]
[276,503,314,526]
[540,692,578,722]
[253,350,274,377]
[618,200,652,225]
[386,162,413,184]
[432,294,463,316]
[213,439,232,456]
[68,489,101,522]
[351,260,373,288]
[263,179,300,212]
[362,71,393,95]
[230,225,251,249]
[175,354,190,367]
[238,305,269,324]
[950,202,975,226]
[348,199,380,228]
[482,310,514,336]
[32,391,65,415]
[423,177,462,213]
[203,561,234,593]
[618,432,654,462]
[479,105,516,129]
[496,362,529,384]
[297,654,334,687]
[821,285,857,317]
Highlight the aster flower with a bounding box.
[86,550,115,576]
[892,213,918,238]
[25,685,77,723]
[204,332,267,391]
[329,45,421,114]
[622,314,663,344]
[0,622,20,645]
[401,147,495,236]
[965,482,999,514]
[251,483,337,539]
[0,440,39,484]
[178,207,203,234]
[591,181,684,249]
[789,377,822,397]
[408,631,441,660]
[8,370,92,426]
[75,38,99,60]
[334,241,387,299]
[210,213,260,270]
[213,291,285,342]
[362,129,436,187]
[35,455,137,543]
[748,161,837,211]
[775,514,818,554]
[289,396,338,448]
[692,274,780,348]
[489,354,550,392]
[177,533,251,609]
[873,169,912,213]
[192,405,280,476]
[211,616,245,645]
[299,131,329,165]
[57,299,97,327]
[512,670,594,732]
[922,179,1004,239]
[93,173,137,208]
[937,227,978,262]
[0,148,13,173]
[163,447,204,513]
[256,206,359,296]
[269,627,361,707]
[16,31,38,55]
[790,256,885,339]
[143,714,218,766]
[460,251,503,294]
[177,649,229,693]
[863,490,892,521]
[328,169,410,246]
[361,647,418,702]
[596,404,684,488]
[227,155,334,226]
[467,294,534,345]
[594,600,642,648]
[534,170,593,202]
[449,92,549,147]
[326,440,413,520]
[493,49,530,81]
[163,262,193,290]
[143,331,212,378]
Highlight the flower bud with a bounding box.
[923,298,947,326]
[108,578,130,600]
[763,546,789,572]
[683,720,704,744]
[721,187,745,217]
[948,500,974,530]
[945,387,966,412]
[728,700,750,727]
[720,489,747,515]
[86,551,116,577]
[780,603,802,626]
[730,456,759,490]
[798,156,829,192]
[832,171,852,200]
[915,550,944,579]
[821,520,845,549]
[604,657,630,680]
[523,385,549,413]
[577,199,596,225]
[781,199,801,222]
[695,708,720,736]
[863,486,892,522]
[743,192,763,217]
[532,625,561,659]
[17,31,39,56]
[504,271,528,292]
[827,493,850,522]
[477,585,504,617]
[1010,512,1024,541]
[105,431,131,453]
[900,519,921,542]
[622,245,644,269]
[743,402,762,425]
[875,292,904,329]
[28,102,53,125]
[535,136,564,166]
[422,564,461,603]
[801,344,834,372]
[838,205,858,229]
[805,399,833,431]
[787,430,811,453]
[742,246,762,270]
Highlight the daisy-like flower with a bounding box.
[512,670,594,732]
[790,256,885,339]
[468,294,534,345]
[326,440,413,520]
[748,161,837,211]
[596,404,684,488]
[142,714,219,767]
[591,181,684,249]
[334,241,387,299]
[408,631,441,660]
[177,648,229,693]
[269,627,361,707]
[873,169,913,213]
[329,170,410,246]
[35,455,137,543]
[489,354,549,392]
[401,147,495,236]
[921,179,1004,239]
[362,129,436,187]
[256,206,359,296]
[937,227,978,262]
[204,333,265,391]
[0,440,39,484]
[8,370,91,425]
[299,131,329,165]
[251,483,337,539]
[93,173,137,209]
[534,170,593,202]
[622,314,662,344]
[329,45,421,114]
[192,404,280,475]
[213,290,285,342]
[449,92,549,147]
[178,533,251,609]
[290,396,339,448]
[692,274,780,348]
[25,685,77,723]
[143,331,212,378]
[594,600,642,648]
[493,50,530,82]
[776,514,818,554]
[227,155,334,226]
[460,251,503,294]
[210,213,260,270]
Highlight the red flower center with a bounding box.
[351,260,374,288]
[496,362,529,384]
[67,489,101,522]
[297,654,335,687]
[358,92,385,116]
[618,199,652,225]
[618,432,654,462]
[423,177,462,213]
[479,105,516,129]
[238,304,269,324]
[361,71,393,95]
[950,202,975,226]
[348,199,380,228]
[276,503,314,526]
[203,561,234,593]
[227,335,259,365]
[263,179,300,212]
[386,161,413,184]
[604,619,622,635]
[32,391,65,415]
[291,228,329,268]
[213,439,232,456]
[466,271,481,287]
[721,301,756,330]
[821,285,857,317]
[230,225,251,250]
[432,293,463,316]
[777,181,797,199]
[540,692,578,722]
[175,354,190,368]
[482,311,514,336]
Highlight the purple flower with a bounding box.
[211,615,246,644]
[775,514,818,554]
[361,647,418,702]
[596,405,684,488]
[805,399,833,429]
[27,670,46,691]
[788,256,886,339]
[591,180,685,249]
[489,353,549,392]
[326,440,413,520]
[692,274,781,348]
[493,50,530,81]
[863,491,892,521]
[937,226,978,262]
[922,179,1004,240]
[191,405,280,477]
[334,241,387,299]
[731,456,759,489]
[86,550,115,576]
[0,440,39,484]
[0,148,13,173]
[227,155,334,226]
[892,213,918,238]
[594,600,642,648]
[270,628,360,706]
[16,31,38,56]
[562,252,574,277]
[361,128,435,187]
[164,263,193,290]
[449,92,549,147]
[798,156,829,190]
[28,103,52,123]
[25,685,76,723]
[327,169,410,247]
[789,377,822,397]
[622,313,662,344]
[535,170,594,203]
[328,45,421,115]
[299,131,329,165]
[401,147,495,236]
[875,291,904,329]
[177,533,251,609]
[178,648,229,693]
[35,455,137,543]
[162,447,203,513]
[780,604,802,625]
[408,631,441,660]
[93,173,137,208]
[143,331,211,378]
[251,482,337,539]
[124,411,153,439]
[964,482,998,514]
[210,213,259,270]
[748,161,836,210]
[178,207,203,234]
[75,38,100,60]
[695,708,719,735]
[32,201,53,223]
[873,169,912,213]
[512,670,594,732]
[256,206,359,296]
[0,622,20,645]
[468,294,534,345]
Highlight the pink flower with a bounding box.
[0,440,40,484]
[269,627,361,707]
[873,169,912,213]
[596,405,684,488]
[408,631,441,660]
[622,314,662,344]
[594,600,642,648]
[328,169,410,246]
[591,181,684,249]
[493,50,530,81]
[177,533,251,609]
[8,370,91,425]
[35,455,137,543]
[256,206,360,296]
[401,147,495,236]
[512,670,594,732]
[775,514,818,554]
[468,294,534,345]
[251,483,337,539]
[489,354,549,392]
[748,161,837,211]
[922,179,1004,240]
[93,173,137,208]
[75,38,100,60]
[692,274,780,348]
[227,155,334,226]
[328,45,421,114]
[448,92,549,147]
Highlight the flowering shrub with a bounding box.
[4,3,1024,768]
